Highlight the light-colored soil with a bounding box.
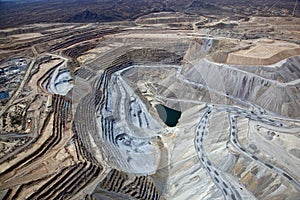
[227,39,300,65]
[10,33,43,41]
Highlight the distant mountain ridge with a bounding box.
[67,10,116,23]
[0,0,298,28]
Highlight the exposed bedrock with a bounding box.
[2,13,300,199]
[234,56,300,82]
[37,59,73,96]
[92,169,161,200]
[86,44,188,72]
[72,46,182,199]
[183,57,300,118]
[73,46,185,175]
[72,36,300,199]
[74,40,300,179]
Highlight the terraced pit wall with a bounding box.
[73,45,189,199]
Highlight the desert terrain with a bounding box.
[0,1,300,200]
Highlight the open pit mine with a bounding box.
[0,13,300,200]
